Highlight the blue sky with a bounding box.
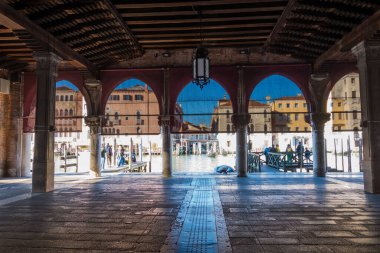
[57,75,302,126]
[56,80,79,91]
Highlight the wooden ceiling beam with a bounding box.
[121,6,285,18]
[139,36,268,44]
[132,22,275,32]
[0,1,99,76]
[126,15,279,25]
[265,0,297,49]
[314,9,380,71]
[143,41,264,49]
[115,0,287,9]
[135,29,272,37]
[100,0,143,56]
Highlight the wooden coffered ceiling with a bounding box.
[0,0,379,74]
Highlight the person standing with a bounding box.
[286,144,293,164]
[296,142,304,167]
[106,143,113,167]
[101,144,106,171]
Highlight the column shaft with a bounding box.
[232,114,250,177]
[89,126,101,177]
[21,133,32,177]
[85,117,102,177]
[352,41,380,193]
[236,124,248,177]
[162,122,172,177]
[311,113,330,177]
[32,52,60,192]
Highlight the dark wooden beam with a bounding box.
[100,0,143,56]
[135,29,271,38]
[132,22,276,32]
[126,15,279,25]
[264,0,297,49]
[121,6,285,18]
[0,1,99,77]
[115,0,287,9]
[139,36,267,44]
[314,9,380,71]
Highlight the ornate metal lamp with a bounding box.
[193,46,210,89]
[192,9,210,89]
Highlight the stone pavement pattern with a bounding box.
[0,173,380,252]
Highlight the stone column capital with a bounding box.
[84,79,101,89]
[309,73,330,113]
[231,114,251,129]
[310,112,330,130]
[85,116,106,126]
[158,115,173,127]
[352,41,380,62]
[32,52,61,66]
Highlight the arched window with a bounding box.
[60,109,63,116]
[116,129,120,135]
[227,124,230,133]
[69,109,74,116]
[226,110,230,119]
[136,111,141,119]
[115,112,119,120]
[60,95,64,101]
[70,95,73,101]
[65,95,69,101]
[264,124,268,133]
[56,95,59,101]
[264,110,267,119]
[64,109,68,116]
[112,128,115,134]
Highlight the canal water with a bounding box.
[56,153,362,174]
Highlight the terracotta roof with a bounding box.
[115,84,147,91]
[273,95,305,101]
[181,121,211,132]
[56,86,76,91]
[219,99,268,107]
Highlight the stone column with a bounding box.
[352,41,380,193]
[32,52,60,193]
[232,114,251,177]
[21,133,32,177]
[310,112,330,177]
[85,117,102,177]
[159,116,172,177]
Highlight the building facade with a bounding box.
[330,73,361,131]
[104,84,160,135]
[55,86,83,134]
[211,99,272,133]
[271,94,310,132]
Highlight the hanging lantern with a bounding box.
[192,46,210,89]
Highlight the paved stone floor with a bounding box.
[0,172,380,252]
